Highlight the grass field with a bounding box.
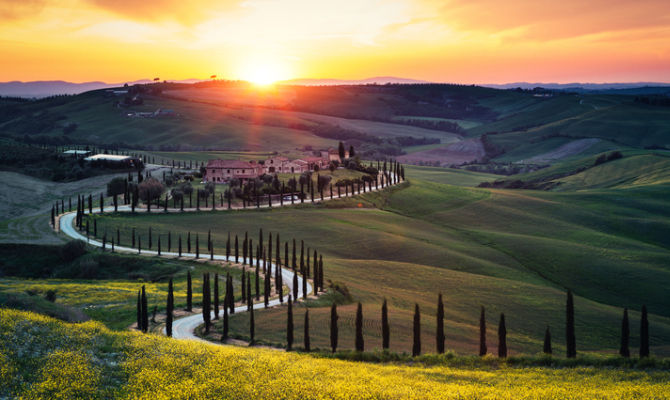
[2,309,668,399]
[86,164,670,356]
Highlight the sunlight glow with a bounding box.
[238,60,291,86]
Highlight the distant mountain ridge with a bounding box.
[279,76,429,86]
[0,79,202,98]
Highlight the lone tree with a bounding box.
[412,303,421,357]
[543,326,552,355]
[166,278,174,337]
[330,303,338,353]
[304,309,311,352]
[381,298,390,350]
[287,295,294,351]
[355,302,364,352]
[640,305,649,358]
[213,273,219,320]
[136,290,142,331]
[498,313,507,358]
[186,271,193,312]
[222,293,229,342]
[479,306,487,356]
[566,290,576,358]
[620,308,630,358]
[141,285,148,333]
[436,293,445,354]
[202,273,211,333]
[249,290,255,344]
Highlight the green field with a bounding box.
[1,309,668,399]
[86,164,670,356]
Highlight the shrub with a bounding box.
[60,240,86,262]
[138,178,164,203]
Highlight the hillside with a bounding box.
[1,309,668,399]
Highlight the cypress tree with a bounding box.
[136,290,142,330]
[228,273,235,314]
[620,308,630,358]
[187,232,191,253]
[202,273,211,333]
[138,236,141,254]
[222,293,229,341]
[249,292,255,344]
[166,278,174,337]
[157,236,161,256]
[355,302,364,352]
[640,305,649,358]
[330,303,338,353]
[436,293,445,354]
[255,262,260,301]
[195,233,200,258]
[51,205,55,227]
[382,298,390,350]
[141,285,148,333]
[100,192,104,213]
[186,271,192,311]
[207,230,211,252]
[304,309,311,352]
[242,233,247,264]
[302,267,307,299]
[479,306,487,356]
[292,272,298,300]
[241,269,246,304]
[543,326,552,354]
[498,313,507,358]
[235,235,239,263]
[566,290,576,358]
[287,295,294,351]
[178,235,182,257]
[264,270,270,308]
[213,273,220,320]
[413,303,421,357]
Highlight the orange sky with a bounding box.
[1,0,669,83]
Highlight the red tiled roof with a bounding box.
[206,159,256,169]
[300,156,327,163]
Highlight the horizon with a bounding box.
[1,0,669,84]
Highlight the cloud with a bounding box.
[84,0,239,24]
[0,0,46,21]
[438,0,670,41]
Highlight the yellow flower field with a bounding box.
[1,309,668,399]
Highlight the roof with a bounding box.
[300,156,327,163]
[63,150,90,155]
[84,154,132,162]
[206,159,257,169]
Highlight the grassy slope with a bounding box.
[88,167,670,355]
[2,309,668,399]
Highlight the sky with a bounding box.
[1,0,669,84]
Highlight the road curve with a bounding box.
[57,173,401,344]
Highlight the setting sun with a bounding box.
[239,61,291,86]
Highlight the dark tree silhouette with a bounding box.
[287,295,294,351]
[498,313,507,358]
[141,285,148,333]
[413,303,421,357]
[479,306,487,356]
[381,298,390,350]
[213,273,219,320]
[355,302,364,352]
[166,278,174,337]
[222,290,229,341]
[202,273,211,333]
[304,309,311,352]
[543,326,552,355]
[330,302,338,353]
[436,293,445,354]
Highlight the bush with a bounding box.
[60,240,86,262]
[44,290,57,302]
[138,178,165,203]
[106,177,126,196]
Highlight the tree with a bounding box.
[249,291,255,344]
[355,302,364,352]
[566,290,576,358]
[381,298,390,350]
[226,232,231,261]
[213,273,220,320]
[222,292,229,341]
[138,178,164,204]
[640,305,649,358]
[202,273,211,333]
[141,285,148,333]
[186,271,192,311]
[287,295,294,351]
[543,326,552,355]
[436,293,445,354]
[349,145,355,157]
[235,235,239,263]
[166,278,174,337]
[330,303,338,353]
[136,290,142,331]
[107,177,126,196]
[620,308,630,358]
[498,313,507,358]
[338,141,345,160]
[479,306,486,356]
[304,309,311,352]
[412,303,421,357]
[292,272,298,301]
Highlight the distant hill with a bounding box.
[0,79,205,98]
[280,76,430,86]
[484,82,670,94]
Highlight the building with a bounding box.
[298,156,329,171]
[265,156,310,174]
[83,154,140,168]
[322,148,349,163]
[63,150,91,157]
[204,160,264,183]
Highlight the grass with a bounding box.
[87,165,670,355]
[2,309,669,399]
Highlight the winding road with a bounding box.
[57,172,401,344]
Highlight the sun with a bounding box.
[237,59,291,86]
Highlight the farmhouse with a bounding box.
[265,156,310,174]
[322,148,349,163]
[204,160,264,183]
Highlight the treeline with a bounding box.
[635,96,670,107]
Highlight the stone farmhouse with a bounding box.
[204,147,349,183]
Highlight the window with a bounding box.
[227,169,230,173]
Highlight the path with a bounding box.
[57,172,401,343]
